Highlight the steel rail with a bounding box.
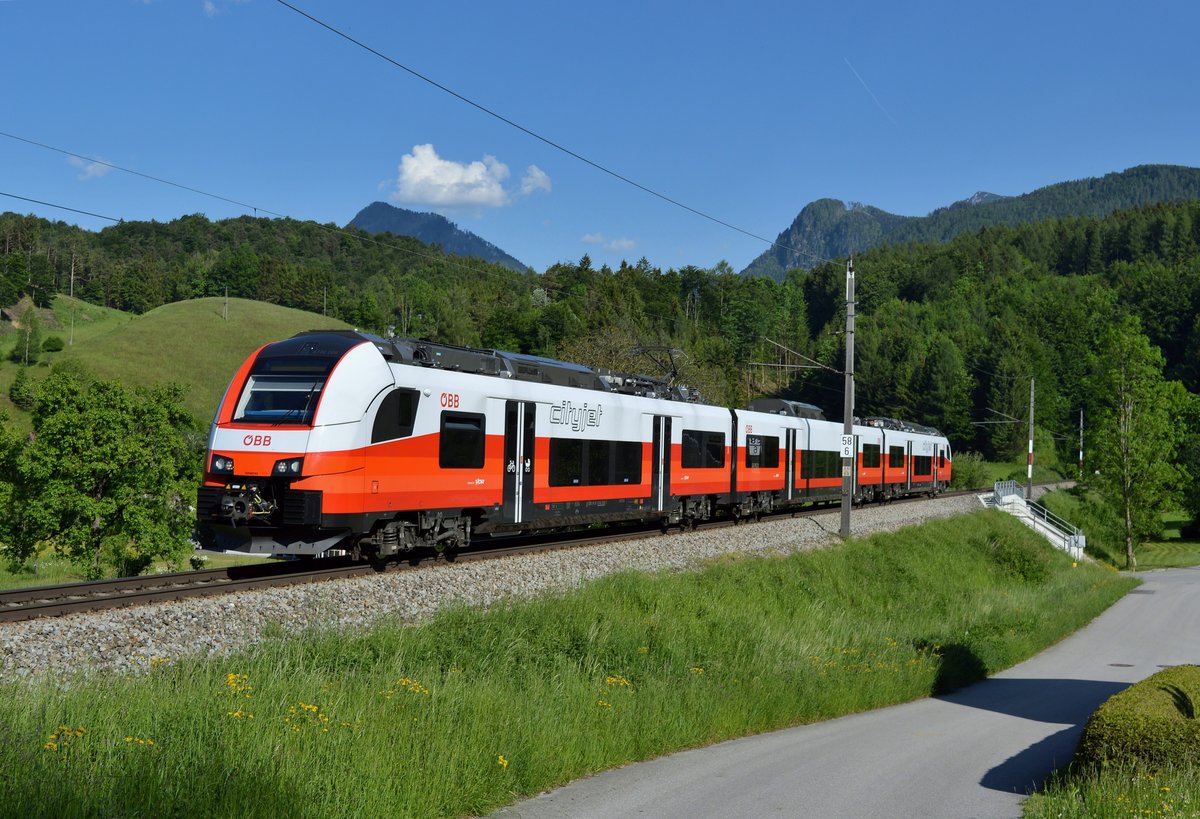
[0,485,1021,624]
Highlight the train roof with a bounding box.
[291,331,703,402]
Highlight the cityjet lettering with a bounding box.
[549,400,603,432]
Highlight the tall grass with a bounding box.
[1026,762,1197,818]
[0,511,1134,818]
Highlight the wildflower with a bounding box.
[224,673,253,698]
[43,725,85,752]
[597,699,612,709]
[689,666,705,675]
[497,754,509,769]
[605,674,632,688]
[637,646,649,654]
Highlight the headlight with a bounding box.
[273,457,304,476]
[211,455,235,474]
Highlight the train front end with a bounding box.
[196,331,394,555]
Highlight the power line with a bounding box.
[0,191,121,223]
[273,0,831,267]
[0,130,277,217]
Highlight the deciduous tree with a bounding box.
[1088,316,1188,569]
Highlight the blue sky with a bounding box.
[2,0,1197,273]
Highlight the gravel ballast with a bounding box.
[1,494,1009,683]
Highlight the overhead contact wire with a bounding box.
[273,0,830,267]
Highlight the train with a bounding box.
[196,330,952,559]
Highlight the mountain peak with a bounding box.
[741,165,1200,279]
[347,203,530,273]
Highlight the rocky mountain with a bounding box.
[348,202,531,273]
[742,164,1200,279]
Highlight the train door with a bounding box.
[650,415,673,512]
[906,440,914,492]
[503,401,535,524]
[785,428,797,502]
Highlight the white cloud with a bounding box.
[203,0,217,16]
[393,144,512,208]
[580,233,636,252]
[68,156,113,181]
[520,165,552,196]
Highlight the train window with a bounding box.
[801,450,840,479]
[439,412,485,469]
[682,430,726,469]
[863,444,881,469]
[587,441,612,486]
[913,456,933,476]
[745,435,780,469]
[611,442,643,485]
[550,439,644,487]
[889,446,905,469]
[372,389,419,443]
[549,439,584,485]
[939,451,946,469]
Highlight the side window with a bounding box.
[440,412,485,469]
[745,435,780,469]
[549,439,583,485]
[913,455,933,476]
[682,430,726,469]
[372,389,419,443]
[889,446,905,469]
[550,439,644,487]
[863,443,881,469]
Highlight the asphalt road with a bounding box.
[497,567,1200,819]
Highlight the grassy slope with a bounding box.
[0,511,1135,818]
[1,296,349,425]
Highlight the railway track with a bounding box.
[0,486,1014,624]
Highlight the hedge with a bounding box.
[1075,664,1200,769]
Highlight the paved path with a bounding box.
[497,567,1200,819]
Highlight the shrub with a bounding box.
[988,533,1052,584]
[41,335,64,352]
[1075,665,1200,770]
[949,451,989,490]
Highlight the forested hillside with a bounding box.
[742,164,1200,279]
[2,199,1199,469]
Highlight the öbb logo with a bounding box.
[243,435,273,447]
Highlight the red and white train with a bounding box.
[197,331,952,558]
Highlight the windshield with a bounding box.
[233,375,325,425]
[231,351,342,426]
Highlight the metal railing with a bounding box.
[991,481,1086,559]
[993,480,1024,502]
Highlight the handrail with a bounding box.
[993,480,1023,502]
[1027,500,1081,538]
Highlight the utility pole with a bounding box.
[69,251,75,347]
[840,258,856,538]
[223,286,229,321]
[1078,408,1084,480]
[1026,377,1035,499]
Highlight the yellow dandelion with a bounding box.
[637,646,649,654]
[43,742,58,752]
[689,666,705,675]
[597,699,612,709]
[497,754,509,769]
